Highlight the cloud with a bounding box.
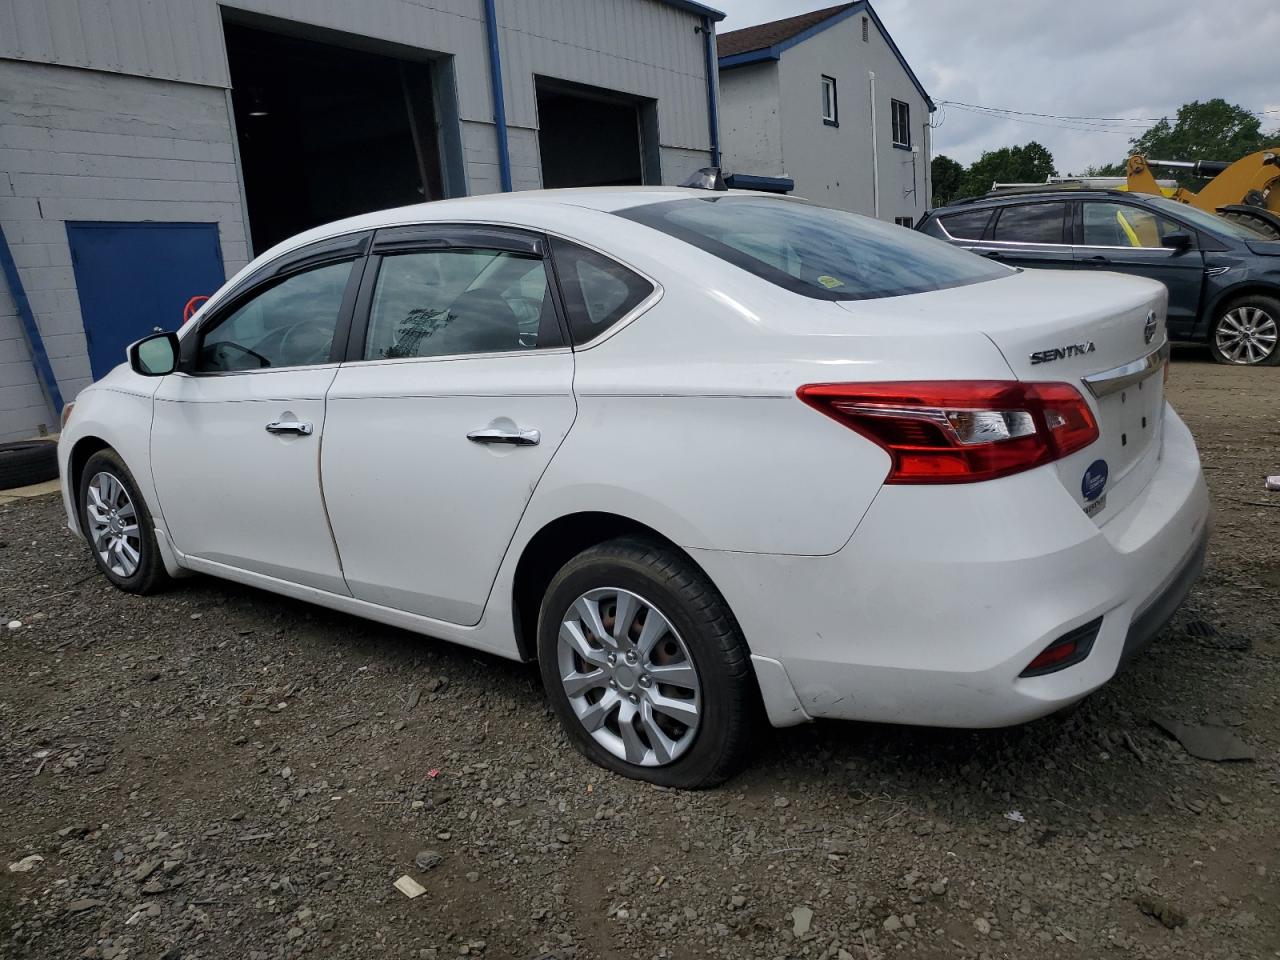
[717,0,1280,172]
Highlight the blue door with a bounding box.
[67,222,226,379]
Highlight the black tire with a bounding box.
[1209,294,1280,366]
[0,439,58,490]
[536,537,758,789]
[78,449,171,594]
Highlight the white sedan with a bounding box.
[58,187,1209,788]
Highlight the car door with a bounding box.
[1073,200,1205,336]
[320,225,576,626]
[149,232,370,594]
[971,200,1074,270]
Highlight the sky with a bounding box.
[716,0,1280,173]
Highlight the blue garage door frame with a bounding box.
[67,222,226,380]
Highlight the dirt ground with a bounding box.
[1,345,1277,960]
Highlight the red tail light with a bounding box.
[797,381,1098,484]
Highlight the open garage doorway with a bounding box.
[535,78,660,189]
[225,18,452,254]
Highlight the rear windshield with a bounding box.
[618,196,1009,300]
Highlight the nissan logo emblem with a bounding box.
[1143,311,1157,344]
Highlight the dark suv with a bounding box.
[918,189,1280,365]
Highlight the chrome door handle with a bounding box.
[265,420,313,436]
[467,427,540,446]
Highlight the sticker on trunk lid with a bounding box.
[1082,459,1108,502]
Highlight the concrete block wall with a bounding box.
[0,58,250,442]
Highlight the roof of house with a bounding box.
[717,0,934,111]
[717,3,851,58]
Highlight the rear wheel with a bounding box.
[78,449,171,593]
[537,537,756,789]
[1209,295,1280,366]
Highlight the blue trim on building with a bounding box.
[718,1,934,112]
[661,0,726,22]
[0,224,64,417]
[701,16,722,167]
[724,173,794,193]
[482,0,513,192]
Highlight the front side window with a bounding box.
[363,248,556,361]
[891,99,911,148]
[1143,195,1268,240]
[550,238,654,345]
[618,196,1009,301]
[821,76,838,125]
[1082,201,1186,248]
[197,260,353,372]
[991,202,1068,245]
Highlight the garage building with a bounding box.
[0,0,724,441]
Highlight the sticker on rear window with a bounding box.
[815,275,845,289]
[1082,459,1108,502]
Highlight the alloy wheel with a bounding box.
[557,587,702,767]
[85,471,142,578]
[1216,306,1278,364]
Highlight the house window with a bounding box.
[820,76,838,125]
[891,99,911,148]
[894,216,915,228]
[862,16,869,42]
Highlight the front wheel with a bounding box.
[537,538,757,789]
[1209,295,1280,365]
[78,449,171,593]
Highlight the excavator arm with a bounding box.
[1126,150,1280,238]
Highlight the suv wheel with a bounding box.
[537,537,756,789]
[1210,295,1280,365]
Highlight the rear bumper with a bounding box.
[695,404,1209,729]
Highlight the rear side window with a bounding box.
[991,203,1068,244]
[550,238,653,344]
[362,249,557,360]
[618,196,1008,301]
[938,209,992,240]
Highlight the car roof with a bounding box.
[253,186,789,263]
[935,188,1156,211]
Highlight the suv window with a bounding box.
[938,209,993,240]
[618,196,1008,301]
[363,249,558,360]
[991,202,1068,245]
[198,260,353,372]
[550,238,654,344]
[1082,201,1187,248]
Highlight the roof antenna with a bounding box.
[679,167,728,192]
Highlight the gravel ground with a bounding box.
[1,346,1277,960]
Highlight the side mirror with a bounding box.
[128,331,180,376]
[1161,231,1193,251]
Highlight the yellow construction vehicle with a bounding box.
[1126,150,1280,238]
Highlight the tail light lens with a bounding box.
[60,401,76,430]
[797,381,1098,484]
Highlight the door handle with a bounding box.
[981,250,1005,259]
[265,420,314,436]
[1084,255,1110,264]
[467,427,541,446]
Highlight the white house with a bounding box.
[0,0,725,441]
[717,1,934,223]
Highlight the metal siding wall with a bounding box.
[494,0,710,151]
[0,58,248,441]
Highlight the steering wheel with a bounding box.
[278,318,335,366]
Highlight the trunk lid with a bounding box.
[838,268,1169,523]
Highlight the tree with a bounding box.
[959,141,1056,197]
[1078,99,1280,188]
[930,155,965,207]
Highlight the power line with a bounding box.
[938,99,1280,123]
